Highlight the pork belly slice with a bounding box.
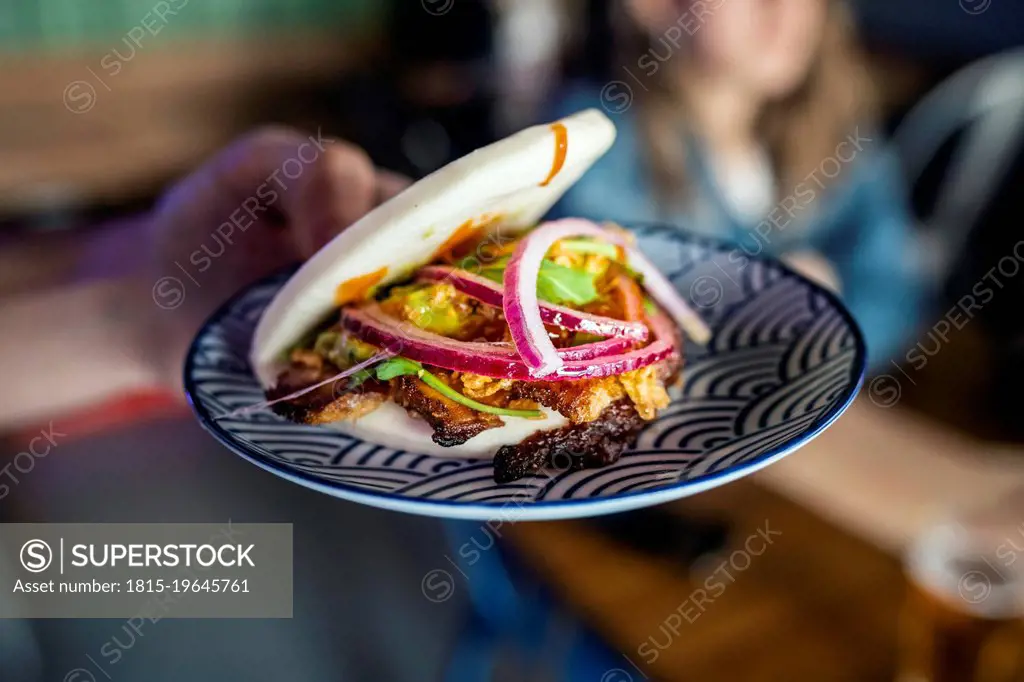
[492,400,645,483]
[391,376,504,447]
[268,351,388,425]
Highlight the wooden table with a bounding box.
[508,480,906,681]
[507,397,1024,681]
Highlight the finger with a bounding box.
[194,127,379,258]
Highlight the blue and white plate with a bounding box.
[185,225,865,520]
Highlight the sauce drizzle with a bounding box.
[539,122,568,187]
[335,266,388,305]
[432,219,482,262]
[431,213,505,262]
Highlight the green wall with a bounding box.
[0,0,381,51]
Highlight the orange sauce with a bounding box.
[432,214,506,262]
[540,122,568,187]
[432,219,483,262]
[335,266,388,305]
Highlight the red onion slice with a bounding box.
[346,303,631,360]
[503,219,710,376]
[340,304,677,381]
[626,244,713,346]
[417,266,649,342]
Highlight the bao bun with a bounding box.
[250,109,617,457]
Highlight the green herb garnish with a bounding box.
[418,372,542,418]
[474,258,600,306]
[372,357,542,419]
[374,356,423,381]
[535,260,599,305]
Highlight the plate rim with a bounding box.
[183,225,867,520]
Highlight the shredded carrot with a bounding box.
[614,274,645,323]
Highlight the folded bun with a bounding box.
[251,109,617,387]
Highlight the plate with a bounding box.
[185,225,865,520]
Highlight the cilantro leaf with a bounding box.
[469,258,599,306]
[535,260,599,305]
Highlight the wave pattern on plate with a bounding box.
[185,225,864,517]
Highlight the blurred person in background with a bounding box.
[552,0,928,368]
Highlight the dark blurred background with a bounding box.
[3,1,1024,680]
[2,0,1023,431]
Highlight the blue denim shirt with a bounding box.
[549,86,926,370]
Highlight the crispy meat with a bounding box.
[268,352,387,425]
[391,376,504,447]
[457,373,515,399]
[511,377,626,423]
[506,358,680,424]
[269,286,684,479]
[493,400,645,483]
[619,365,671,420]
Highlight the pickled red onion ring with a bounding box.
[340,304,676,381]
[503,219,709,376]
[417,265,649,342]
